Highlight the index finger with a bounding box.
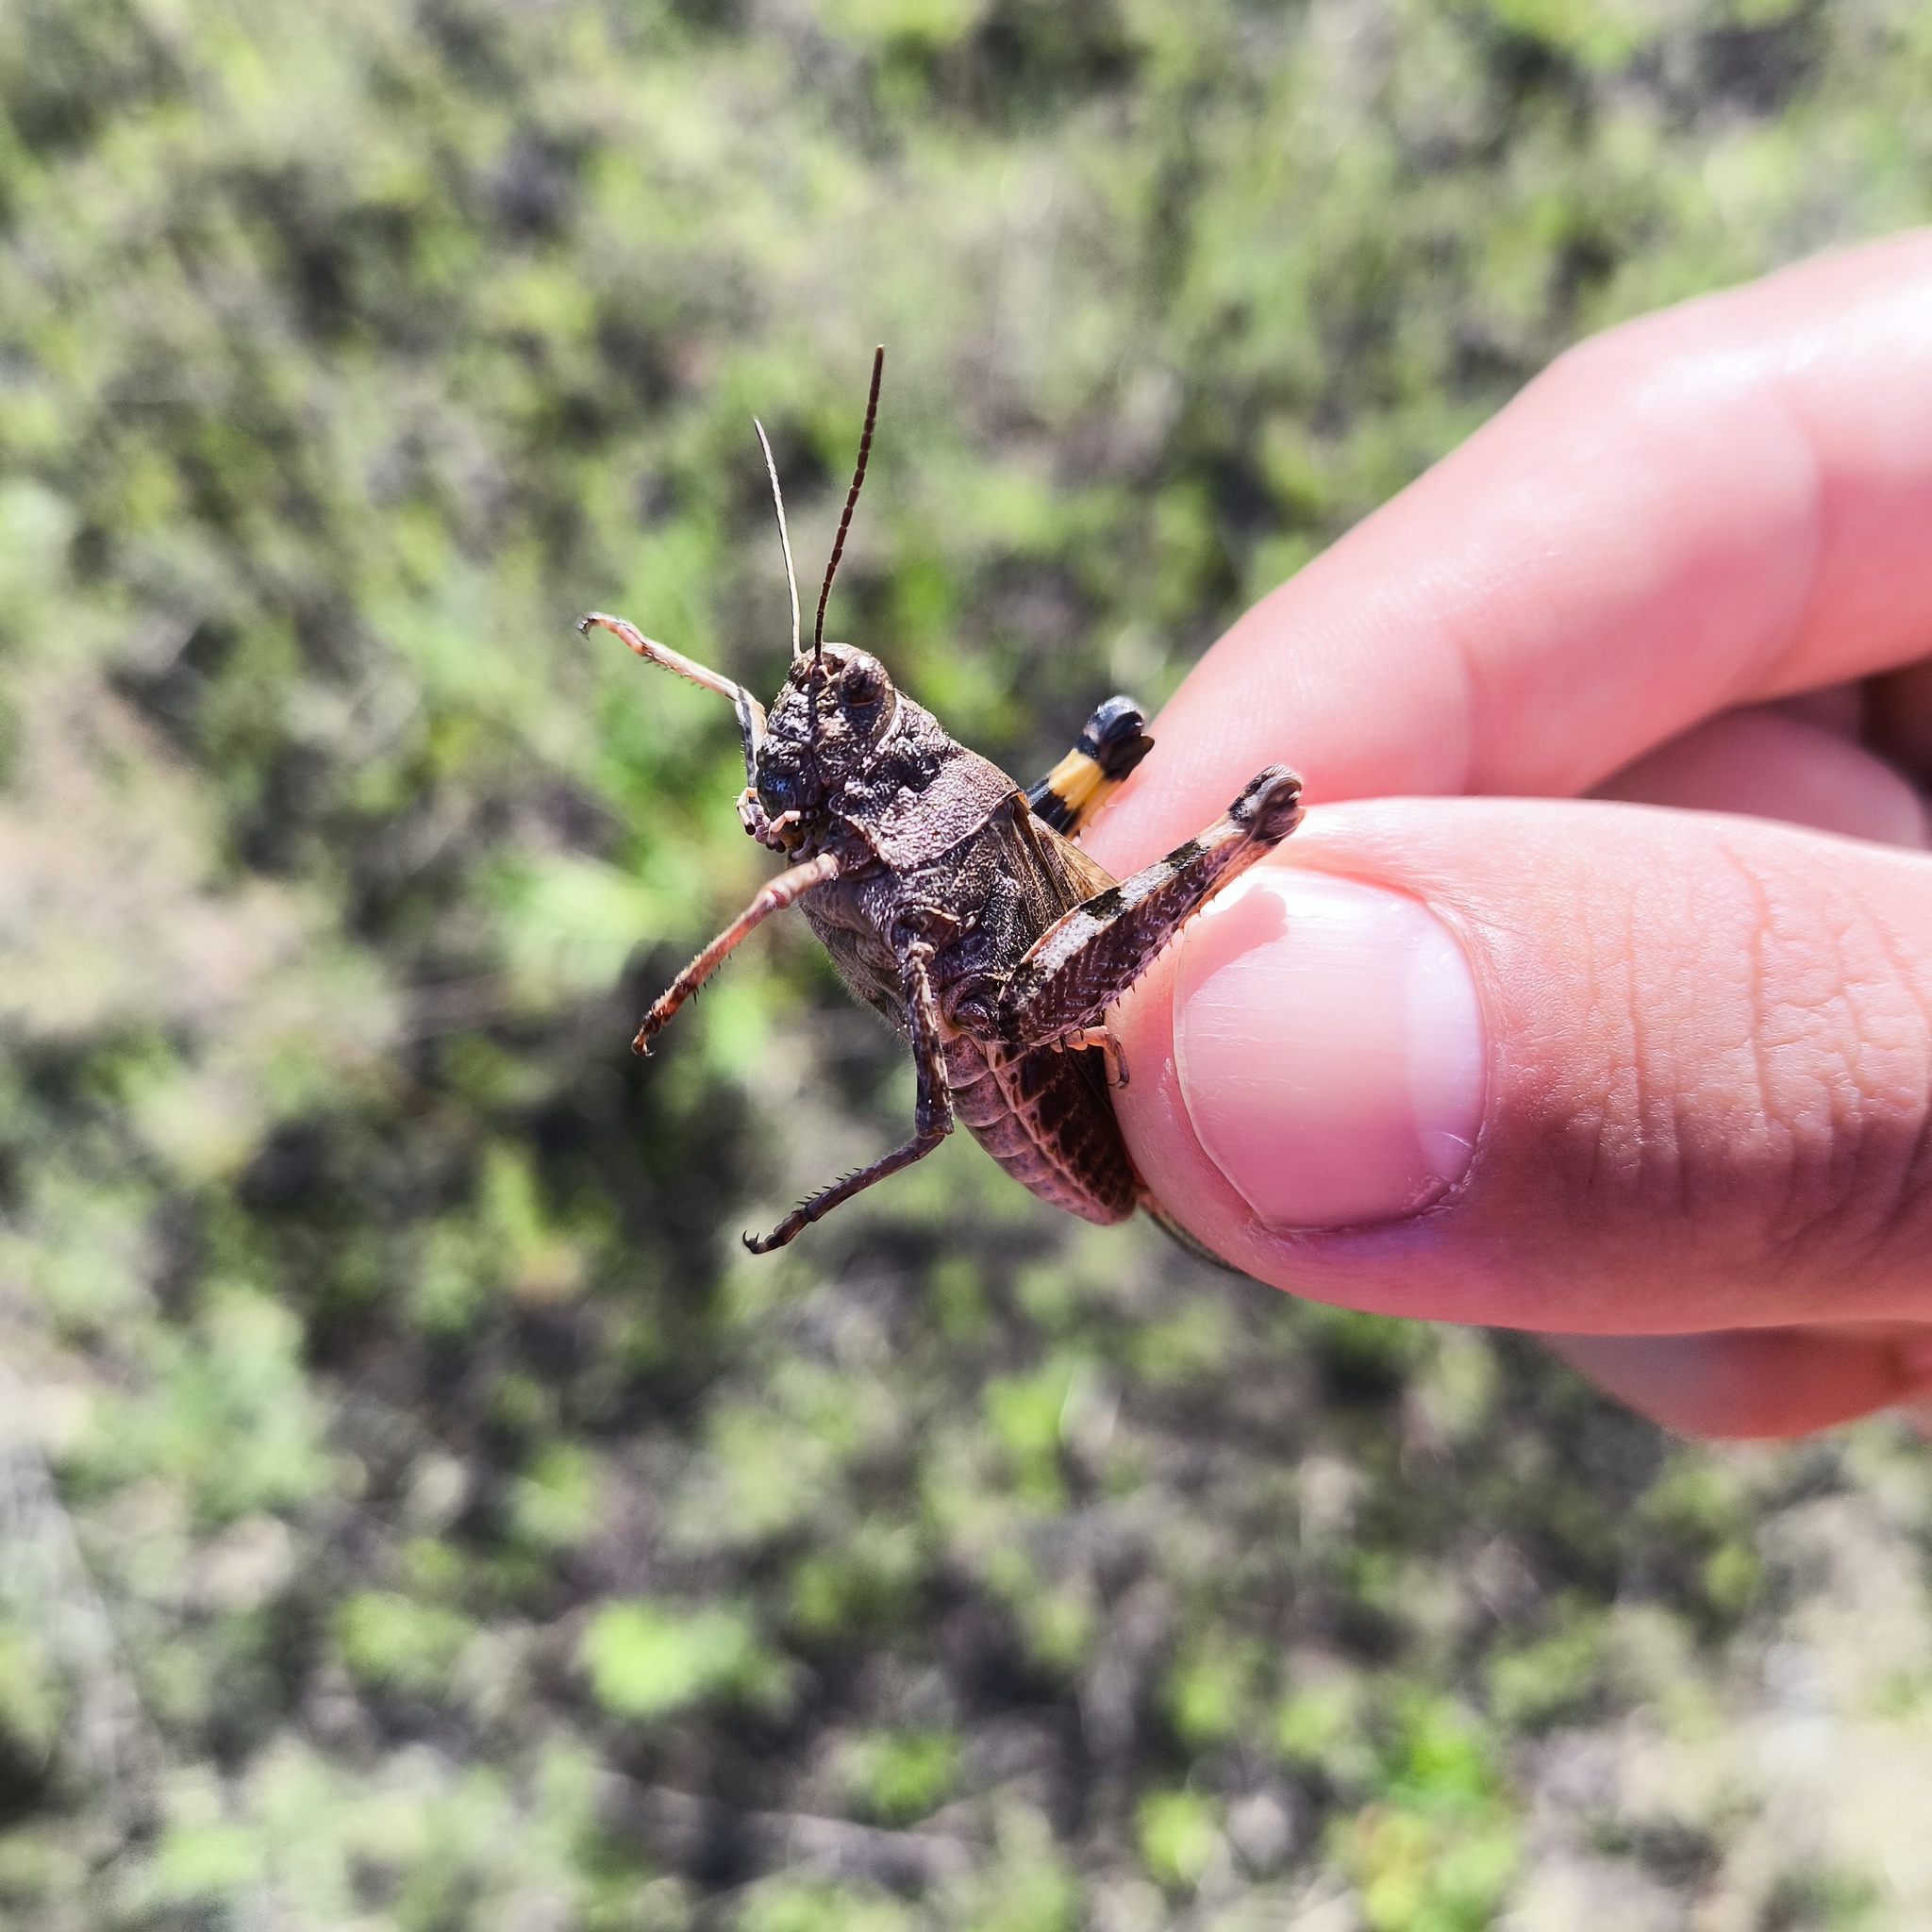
[1087,228,1932,876]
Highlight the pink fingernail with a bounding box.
[1173,869,1487,1230]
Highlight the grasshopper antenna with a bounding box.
[754,418,802,662]
[812,344,884,670]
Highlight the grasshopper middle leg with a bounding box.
[746,941,954,1254]
[997,765,1305,1045]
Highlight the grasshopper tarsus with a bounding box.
[1059,1026,1128,1089]
[748,1126,950,1253]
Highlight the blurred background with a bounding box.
[4,1,1932,1927]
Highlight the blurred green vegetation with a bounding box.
[4,0,1932,1925]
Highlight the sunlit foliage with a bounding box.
[4,0,1932,1924]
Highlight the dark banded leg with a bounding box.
[634,852,840,1054]
[996,766,1305,1046]
[746,943,953,1252]
[1024,695,1156,838]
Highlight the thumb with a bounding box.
[1110,796,1932,1335]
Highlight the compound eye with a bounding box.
[840,657,887,707]
[757,758,796,818]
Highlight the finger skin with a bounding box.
[1870,658,1932,786]
[1086,228,1932,881]
[1556,712,1930,1432]
[1595,708,1929,848]
[1111,798,1932,1334]
[1542,1328,1932,1440]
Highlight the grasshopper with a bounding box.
[582,349,1304,1255]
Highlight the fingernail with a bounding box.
[1173,868,1487,1230]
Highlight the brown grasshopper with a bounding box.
[582,348,1304,1255]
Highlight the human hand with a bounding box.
[1086,229,1932,1441]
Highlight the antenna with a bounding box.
[754,419,802,661]
[812,344,885,668]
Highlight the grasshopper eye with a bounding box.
[840,658,887,707]
[757,754,800,818]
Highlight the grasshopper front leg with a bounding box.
[746,941,954,1253]
[580,611,767,786]
[995,766,1304,1046]
[634,852,840,1053]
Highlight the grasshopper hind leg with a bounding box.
[998,765,1305,1045]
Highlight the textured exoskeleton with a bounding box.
[583,350,1304,1254]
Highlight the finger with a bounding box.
[1541,1328,1932,1440]
[1770,684,1866,739]
[1087,229,1932,879]
[1110,798,1932,1333]
[1593,707,1929,848]
[1869,658,1932,787]
[1556,708,1926,1436]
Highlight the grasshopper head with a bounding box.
[755,644,902,848]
